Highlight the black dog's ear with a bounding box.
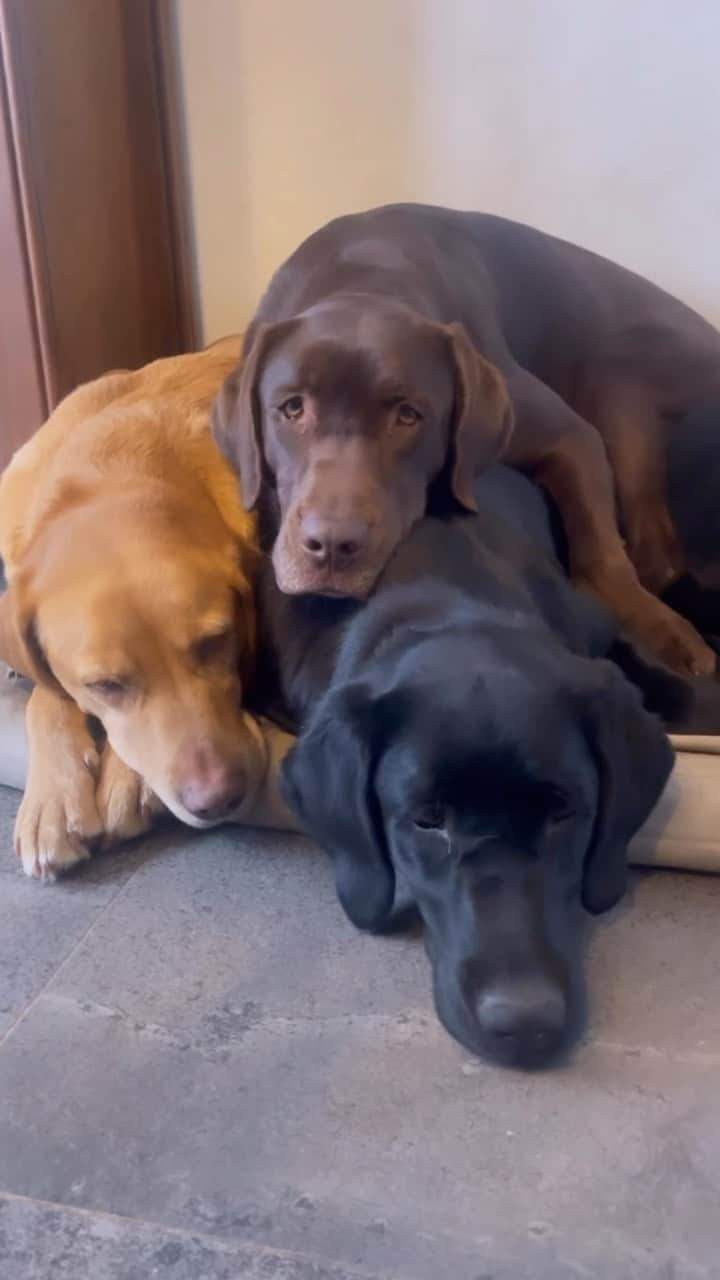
[607,635,720,734]
[281,683,395,931]
[581,661,674,914]
[212,320,297,509]
[444,323,514,512]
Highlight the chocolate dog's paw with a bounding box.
[634,600,716,677]
[96,749,162,846]
[15,747,103,881]
[662,574,720,640]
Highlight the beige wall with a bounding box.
[177,0,720,342]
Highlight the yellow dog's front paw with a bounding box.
[15,746,103,881]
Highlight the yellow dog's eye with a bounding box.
[193,628,233,665]
[396,402,421,426]
[87,678,128,701]
[279,395,304,420]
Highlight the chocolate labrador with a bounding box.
[251,467,717,1068]
[214,204,720,675]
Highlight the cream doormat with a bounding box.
[1,669,718,871]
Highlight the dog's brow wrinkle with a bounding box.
[297,343,379,405]
[376,379,409,400]
[195,615,231,637]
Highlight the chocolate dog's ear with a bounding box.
[445,323,514,512]
[0,586,59,689]
[581,661,673,915]
[212,321,297,510]
[281,682,395,931]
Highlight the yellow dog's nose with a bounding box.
[178,752,246,821]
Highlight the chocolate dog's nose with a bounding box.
[179,763,246,822]
[300,512,369,568]
[475,982,567,1066]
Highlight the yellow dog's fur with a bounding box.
[0,337,270,879]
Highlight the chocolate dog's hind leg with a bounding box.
[505,368,715,676]
[579,377,686,596]
[662,401,720,641]
[667,402,720,571]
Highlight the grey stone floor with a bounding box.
[1,784,719,1279]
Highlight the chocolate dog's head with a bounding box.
[214,295,512,596]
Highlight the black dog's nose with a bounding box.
[300,513,369,568]
[475,983,567,1066]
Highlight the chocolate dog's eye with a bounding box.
[413,801,445,830]
[396,402,421,426]
[279,395,304,420]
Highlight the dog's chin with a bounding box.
[433,985,571,1072]
[146,786,226,830]
[154,783,265,831]
[164,801,223,830]
[272,548,380,600]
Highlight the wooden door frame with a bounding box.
[0,39,47,458]
[150,0,200,355]
[0,0,199,465]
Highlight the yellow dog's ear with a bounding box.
[0,588,32,677]
[0,584,60,689]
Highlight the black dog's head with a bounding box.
[282,622,673,1069]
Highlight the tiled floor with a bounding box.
[1,781,719,1279]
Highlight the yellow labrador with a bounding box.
[0,338,284,879]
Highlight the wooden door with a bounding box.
[0,46,46,463]
[0,0,197,469]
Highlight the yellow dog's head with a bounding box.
[0,346,266,827]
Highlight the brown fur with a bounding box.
[215,204,720,676]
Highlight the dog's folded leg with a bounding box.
[579,377,686,596]
[507,369,715,677]
[95,747,166,847]
[230,717,304,833]
[15,687,104,880]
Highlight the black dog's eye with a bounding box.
[396,402,421,426]
[546,794,575,829]
[413,801,445,830]
[279,395,304,420]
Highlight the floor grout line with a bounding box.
[591,1037,720,1066]
[7,981,720,1071]
[0,854,154,1053]
[0,1188,392,1280]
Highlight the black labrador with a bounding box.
[252,467,716,1069]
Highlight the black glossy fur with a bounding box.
[252,467,717,1068]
